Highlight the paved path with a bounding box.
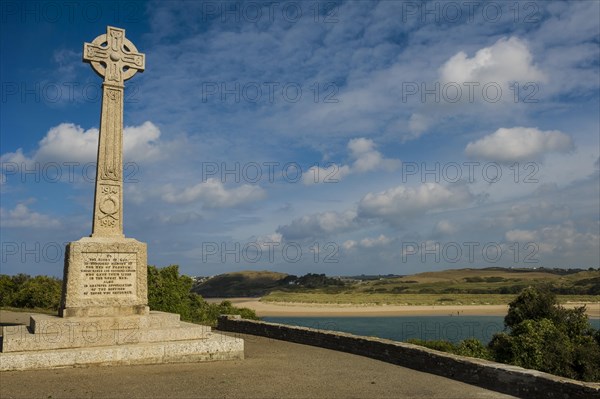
[0,311,515,399]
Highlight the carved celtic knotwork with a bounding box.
[99,87,121,182]
[83,26,145,84]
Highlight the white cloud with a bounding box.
[0,203,60,228]
[490,201,571,229]
[35,123,99,163]
[434,220,458,236]
[0,148,29,165]
[1,122,165,165]
[122,122,162,161]
[253,232,284,251]
[408,113,429,137]
[277,209,358,240]
[359,234,391,248]
[161,178,266,208]
[304,138,400,184]
[505,222,599,259]
[342,240,357,250]
[342,234,392,250]
[358,182,473,223]
[348,138,400,172]
[465,127,574,163]
[505,229,539,243]
[439,36,546,86]
[303,164,351,185]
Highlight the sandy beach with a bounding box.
[207,298,600,318]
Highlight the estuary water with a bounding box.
[263,316,600,344]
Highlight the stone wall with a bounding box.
[217,315,600,399]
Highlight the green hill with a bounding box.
[192,270,346,297]
[261,267,600,305]
[373,267,600,295]
[192,267,600,299]
[192,270,290,297]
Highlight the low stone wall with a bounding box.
[217,315,600,399]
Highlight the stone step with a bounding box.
[28,311,181,334]
[2,321,212,353]
[0,333,243,371]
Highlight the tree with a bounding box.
[147,265,258,326]
[504,285,558,328]
[489,286,600,382]
[455,338,492,360]
[10,276,62,310]
[147,265,195,318]
[0,274,16,306]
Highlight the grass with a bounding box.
[261,291,600,306]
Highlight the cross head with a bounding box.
[83,26,145,85]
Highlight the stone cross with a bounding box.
[83,26,145,237]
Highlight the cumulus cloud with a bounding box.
[358,182,473,223]
[439,36,546,86]
[505,229,539,243]
[1,122,164,165]
[433,220,458,236]
[489,201,571,229]
[465,127,574,163]
[122,122,162,161]
[505,222,599,258]
[0,203,60,228]
[343,234,392,250]
[303,164,351,185]
[277,209,359,240]
[408,113,429,137]
[304,138,400,184]
[161,178,266,208]
[348,138,400,172]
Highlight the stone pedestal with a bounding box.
[0,235,245,371]
[0,237,244,371]
[60,237,149,318]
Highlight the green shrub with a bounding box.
[147,265,258,326]
[506,318,574,377]
[408,337,492,361]
[10,275,62,310]
[504,286,558,328]
[0,274,17,306]
[407,339,457,353]
[489,286,600,382]
[455,338,492,360]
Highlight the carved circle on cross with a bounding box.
[87,32,143,82]
[99,195,119,217]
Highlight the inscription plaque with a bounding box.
[81,252,136,297]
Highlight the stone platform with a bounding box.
[0,312,243,371]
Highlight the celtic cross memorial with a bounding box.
[59,26,148,318]
[0,26,244,371]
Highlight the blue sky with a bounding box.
[1,0,599,278]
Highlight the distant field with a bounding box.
[261,292,600,306]
[194,267,600,301]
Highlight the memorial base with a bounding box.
[60,237,149,318]
[0,235,245,371]
[0,312,244,371]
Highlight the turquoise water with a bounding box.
[263,316,600,344]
